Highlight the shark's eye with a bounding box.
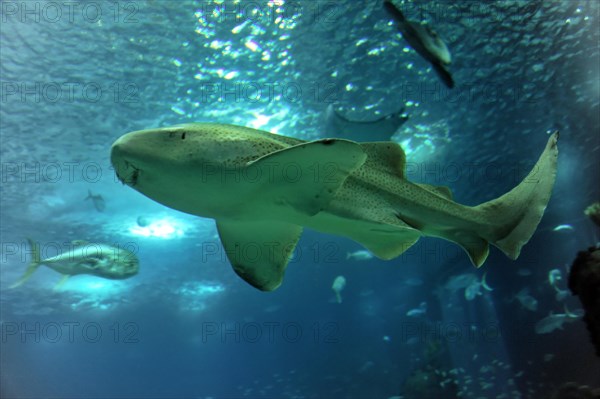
[181,132,186,140]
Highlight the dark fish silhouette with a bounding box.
[324,104,408,142]
[85,189,105,212]
[384,0,455,88]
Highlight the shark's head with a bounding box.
[111,124,230,216]
[111,125,191,188]
[110,123,288,217]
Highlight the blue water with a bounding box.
[1,1,599,398]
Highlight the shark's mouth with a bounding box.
[115,161,140,187]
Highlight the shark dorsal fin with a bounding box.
[360,142,407,178]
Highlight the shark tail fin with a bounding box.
[10,239,42,288]
[474,132,559,262]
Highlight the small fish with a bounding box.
[548,267,571,302]
[404,277,424,286]
[406,301,427,317]
[555,288,569,302]
[444,273,478,292]
[383,0,454,88]
[464,282,481,301]
[552,224,574,232]
[548,268,562,286]
[85,190,105,212]
[358,361,374,373]
[464,272,493,301]
[535,306,582,334]
[584,202,600,227]
[324,104,408,142]
[515,288,538,311]
[332,275,346,303]
[10,239,139,289]
[346,250,374,261]
[517,268,532,276]
[263,304,283,313]
[444,272,492,300]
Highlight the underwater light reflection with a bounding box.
[129,218,186,238]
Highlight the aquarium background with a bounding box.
[1,1,599,398]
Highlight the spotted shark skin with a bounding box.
[111,123,558,291]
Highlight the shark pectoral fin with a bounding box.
[217,220,302,291]
[54,275,70,290]
[246,139,367,216]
